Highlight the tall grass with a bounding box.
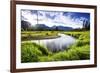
[21,42,52,62]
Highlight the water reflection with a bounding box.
[30,33,76,52]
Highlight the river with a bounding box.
[22,33,76,52]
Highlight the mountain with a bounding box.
[21,20,31,30]
[35,24,50,30]
[51,25,73,31]
[21,21,74,31]
[34,24,73,31]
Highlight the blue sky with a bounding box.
[21,9,90,28]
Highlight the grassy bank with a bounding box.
[21,31,90,63]
[21,31,59,41]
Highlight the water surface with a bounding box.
[24,33,76,52]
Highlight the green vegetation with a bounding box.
[21,31,59,41]
[21,42,52,62]
[21,31,90,63]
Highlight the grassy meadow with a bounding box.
[21,31,90,63]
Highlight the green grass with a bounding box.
[21,31,90,62]
[21,42,52,62]
[21,31,59,41]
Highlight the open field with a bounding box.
[21,31,90,63]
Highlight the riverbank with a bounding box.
[21,31,60,41]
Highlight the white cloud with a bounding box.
[21,10,88,28]
[21,10,37,26]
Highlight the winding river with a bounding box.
[22,33,76,52]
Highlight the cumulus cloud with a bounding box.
[21,10,90,28]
